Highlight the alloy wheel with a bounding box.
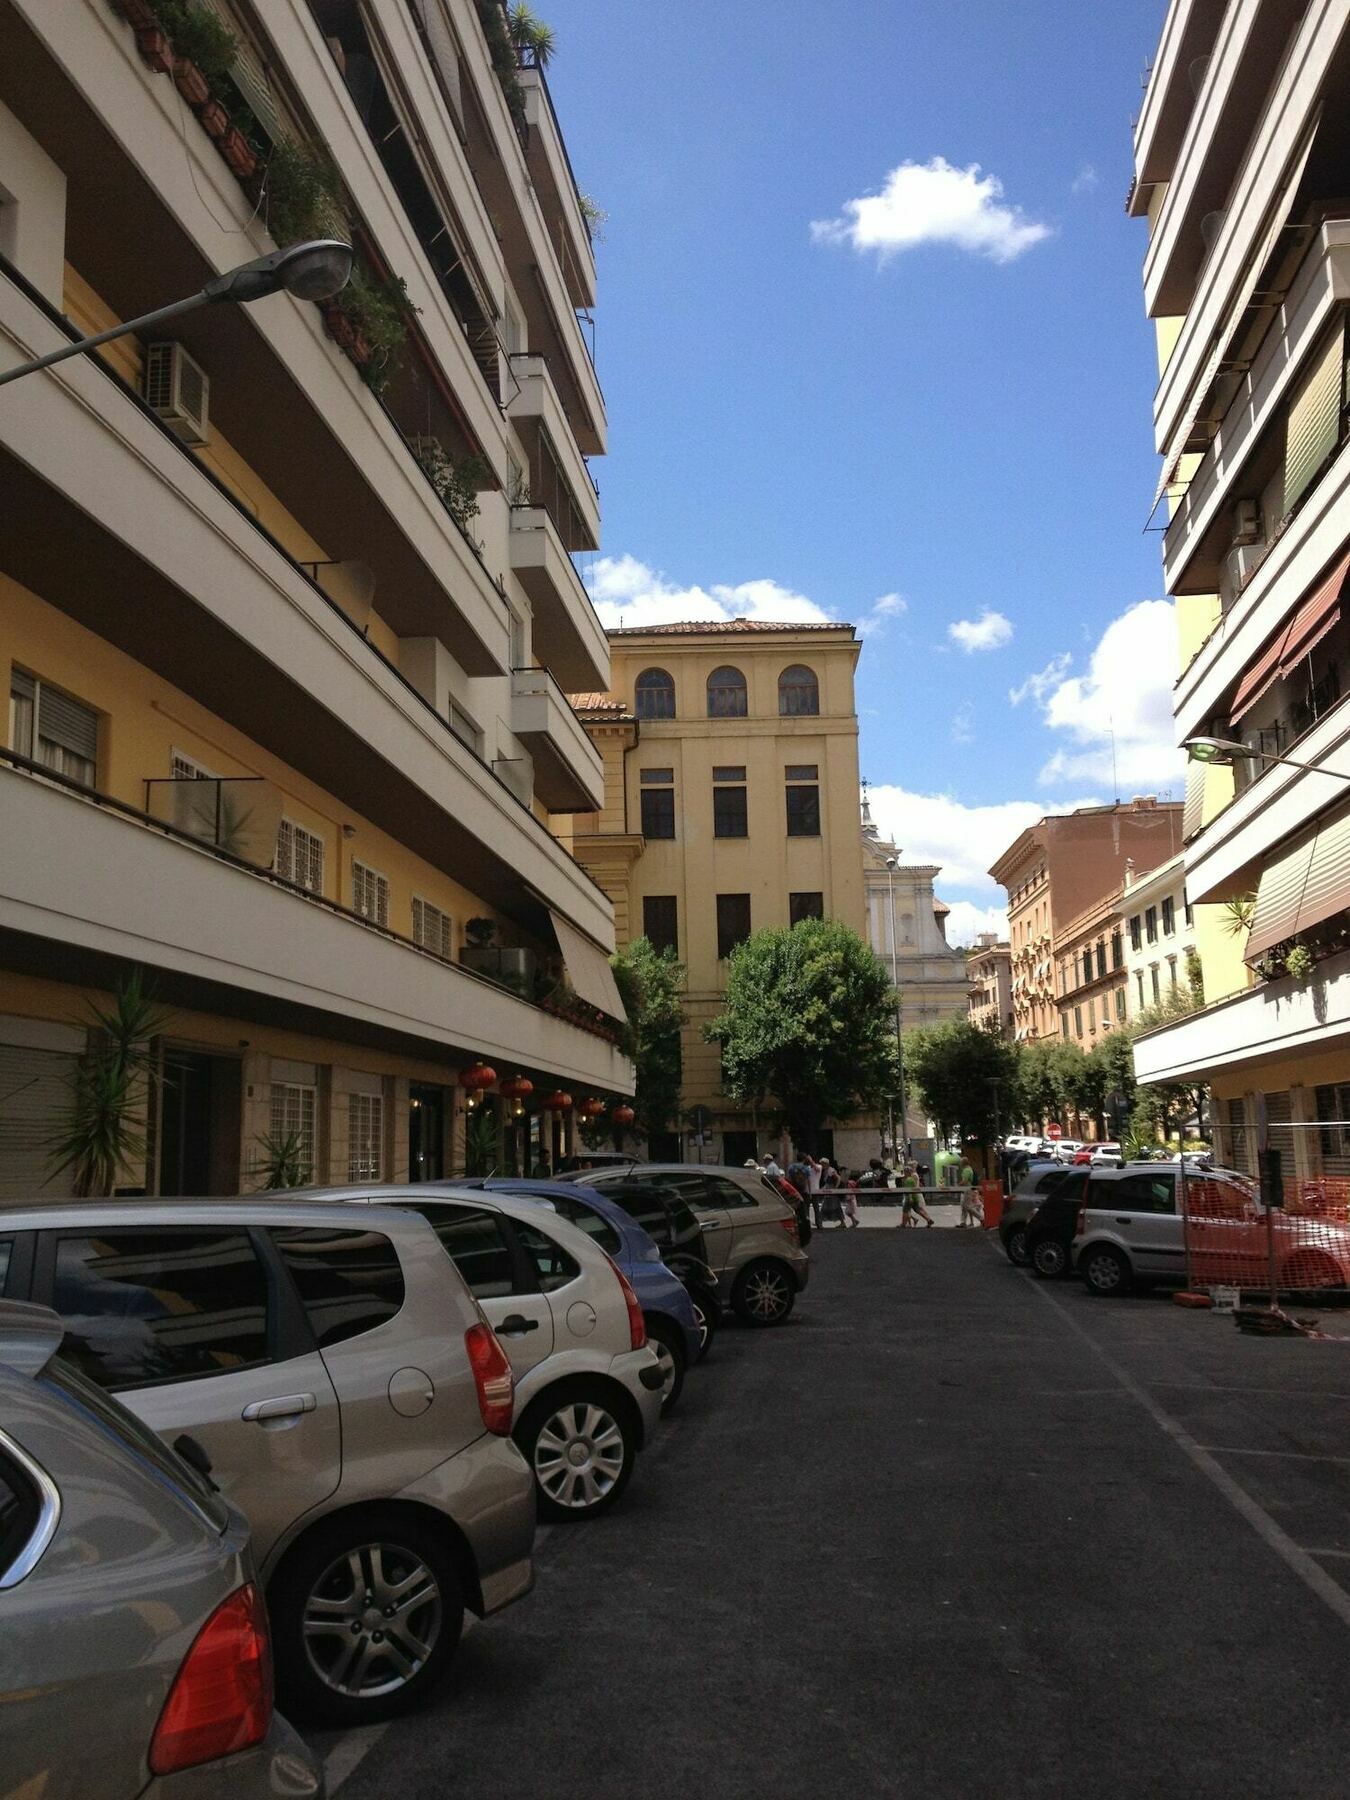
[743,1265,792,1322]
[650,1335,678,1403]
[1087,1251,1122,1293]
[301,1541,443,1699]
[691,1297,711,1353]
[533,1401,627,1511]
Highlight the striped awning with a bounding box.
[1182,757,1206,843]
[548,909,628,1021]
[1231,549,1350,724]
[1246,804,1350,961]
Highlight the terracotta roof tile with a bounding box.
[606,618,854,637]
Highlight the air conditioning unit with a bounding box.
[1232,498,1262,544]
[144,341,210,444]
[1221,540,1270,609]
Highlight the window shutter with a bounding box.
[38,687,98,762]
[1284,323,1345,515]
[10,669,34,704]
[1182,759,1206,842]
[276,818,294,880]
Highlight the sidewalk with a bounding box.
[821,1203,968,1231]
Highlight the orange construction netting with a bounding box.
[1183,1173,1350,1293]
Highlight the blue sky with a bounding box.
[543,0,1180,938]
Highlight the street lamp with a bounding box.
[884,854,909,1162]
[0,239,354,389]
[1184,734,1350,784]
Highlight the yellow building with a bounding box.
[563,619,870,1164]
[0,0,630,1195]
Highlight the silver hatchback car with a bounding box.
[0,1301,323,1798]
[0,1199,535,1726]
[577,1164,811,1326]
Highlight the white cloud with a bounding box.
[1071,163,1099,196]
[586,554,834,631]
[811,156,1051,265]
[861,591,908,634]
[950,703,974,744]
[1010,598,1186,793]
[867,786,1051,895]
[949,609,1013,654]
[942,899,1008,946]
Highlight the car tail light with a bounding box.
[779,1216,799,1245]
[465,1321,515,1436]
[604,1256,646,1349]
[148,1584,273,1775]
[1075,1206,1088,1238]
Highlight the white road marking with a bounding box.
[1306,1547,1350,1560]
[323,1723,389,1793]
[1197,1445,1350,1465]
[1020,1266,1350,1631]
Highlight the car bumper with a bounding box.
[141,1711,324,1798]
[611,1346,665,1444]
[394,1430,536,1619]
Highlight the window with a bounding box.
[716,893,751,960]
[275,819,324,894]
[1136,971,1145,1007]
[269,1082,316,1181]
[413,897,454,959]
[512,1219,582,1292]
[1129,915,1142,952]
[9,670,98,786]
[1074,1005,1083,1038]
[1095,942,1107,981]
[1226,1098,1253,1175]
[1150,966,1161,1002]
[1061,1014,1070,1037]
[704,1174,762,1210]
[706,665,747,718]
[1184,891,1194,926]
[1145,906,1158,944]
[347,1092,384,1182]
[449,702,480,752]
[778,664,819,716]
[1111,931,1123,970]
[1167,954,1178,990]
[639,767,675,840]
[634,667,675,720]
[271,1227,405,1347]
[1098,1172,1175,1214]
[643,894,678,954]
[0,1444,41,1586]
[790,891,823,924]
[171,750,213,781]
[51,1230,270,1390]
[0,1236,10,1294]
[352,861,389,927]
[713,766,748,838]
[1115,988,1126,1022]
[418,1206,517,1297]
[785,767,820,837]
[540,1196,622,1256]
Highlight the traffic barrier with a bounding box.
[1183,1173,1350,1295]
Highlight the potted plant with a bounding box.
[1284,942,1315,983]
[218,118,258,178]
[116,0,161,28]
[135,23,174,73]
[413,438,490,532]
[251,1127,310,1189]
[508,2,555,67]
[263,138,345,247]
[47,972,169,1197]
[326,266,415,392]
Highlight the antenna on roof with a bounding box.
[1110,714,1119,805]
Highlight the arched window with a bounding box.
[634,667,675,720]
[778,664,819,716]
[706,665,747,718]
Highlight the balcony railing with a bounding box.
[143,776,282,868]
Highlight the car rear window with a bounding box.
[511,1220,582,1293]
[270,1227,406,1348]
[537,1197,623,1258]
[50,1229,270,1391]
[418,1206,517,1299]
[1092,1172,1176,1214]
[0,1445,40,1584]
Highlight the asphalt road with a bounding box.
[323,1229,1350,1799]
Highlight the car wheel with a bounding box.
[1004,1224,1030,1266]
[689,1288,720,1359]
[271,1511,463,1727]
[1082,1244,1132,1297]
[1280,1249,1344,1292]
[644,1315,688,1414]
[1032,1238,1068,1279]
[516,1384,637,1523]
[732,1259,796,1327]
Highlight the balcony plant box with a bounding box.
[197,97,229,138]
[173,57,211,106]
[135,26,174,74]
[116,0,159,29]
[217,124,258,179]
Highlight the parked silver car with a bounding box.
[575,1164,811,1325]
[300,1184,666,1522]
[0,1199,535,1726]
[0,1300,323,1797]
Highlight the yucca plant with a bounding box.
[508,2,555,66]
[464,1108,500,1177]
[48,972,169,1197]
[252,1128,311,1189]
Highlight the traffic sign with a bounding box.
[1046,1122,1063,1141]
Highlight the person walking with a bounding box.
[806,1154,824,1230]
[841,1171,861,1229]
[899,1161,935,1228]
[820,1159,843,1227]
[959,1157,984,1228]
[762,1150,782,1181]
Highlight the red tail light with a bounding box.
[1075,1206,1088,1238]
[465,1321,515,1436]
[605,1257,646,1349]
[779,1216,799,1245]
[148,1584,272,1775]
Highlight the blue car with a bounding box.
[473,1178,701,1413]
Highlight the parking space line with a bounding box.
[323,1723,389,1793]
[1197,1446,1350,1465]
[1018,1268,1350,1631]
[1306,1547,1350,1560]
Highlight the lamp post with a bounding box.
[0,240,353,388]
[1185,735,1350,783]
[885,855,908,1162]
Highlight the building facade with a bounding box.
[860,788,969,1031]
[0,0,631,1196]
[565,619,869,1164]
[1122,852,1198,1020]
[1056,890,1128,1051]
[1130,0,1350,1188]
[967,934,1012,1036]
[991,801,1185,1043]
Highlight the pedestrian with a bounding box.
[899,1161,935,1228]
[787,1151,810,1198]
[841,1171,860,1229]
[821,1159,843,1227]
[531,1152,553,1179]
[959,1157,984,1228]
[806,1154,823,1230]
[762,1150,782,1181]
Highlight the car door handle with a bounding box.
[1115,1218,1132,1225]
[497,1314,540,1335]
[241,1392,316,1422]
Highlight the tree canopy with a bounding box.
[707,918,895,1145]
[611,937,686,1140]
[904,1017,1022,1148]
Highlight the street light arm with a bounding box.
[0,288,214,389]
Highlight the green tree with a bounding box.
[1014,1037,1083,1130]
[905,1016,1021,1149]
[48,971,168,1196]
[707,919,894,1145]
[612,937,685,1140]
[1129,986,1208,1144]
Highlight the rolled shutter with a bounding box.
[38,687,98,762]
[1283,322,1345,515]
[1246,805,1350,961]
[1182,759,1206,842]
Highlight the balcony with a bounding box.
[1134,947,1350,1084]
[510,668,605,812]
[0,757,631,1091]
[509,508,608,693]
[1131,0,1226,196]
[518,66,596,312]
[508,352,600,548]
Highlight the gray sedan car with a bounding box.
[0,1300,323,1798]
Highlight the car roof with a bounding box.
[0,1301,63,1378]
[302,1182,615,1263]
[0,1195,435,1234]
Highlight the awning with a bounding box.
[1231,550,1350,724]
[549,909,628,1021]
[1152,345,1226,510]
[1246,804,1350,961]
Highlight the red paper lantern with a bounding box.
[578,1096,606,1119]
[543,1090,573,1113]
[499,1075,533,1101]
[459,1063,497,1091]
[611,1104,635,1127]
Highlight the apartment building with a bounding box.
[0,0,631,1196]
[1122,852,1198,1019]
[1129,0,1350,1183]
[990,801,1184,1042]
[967,933,1012,1036]
[564,620,869,1164]
[1056,890,1128,1050]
